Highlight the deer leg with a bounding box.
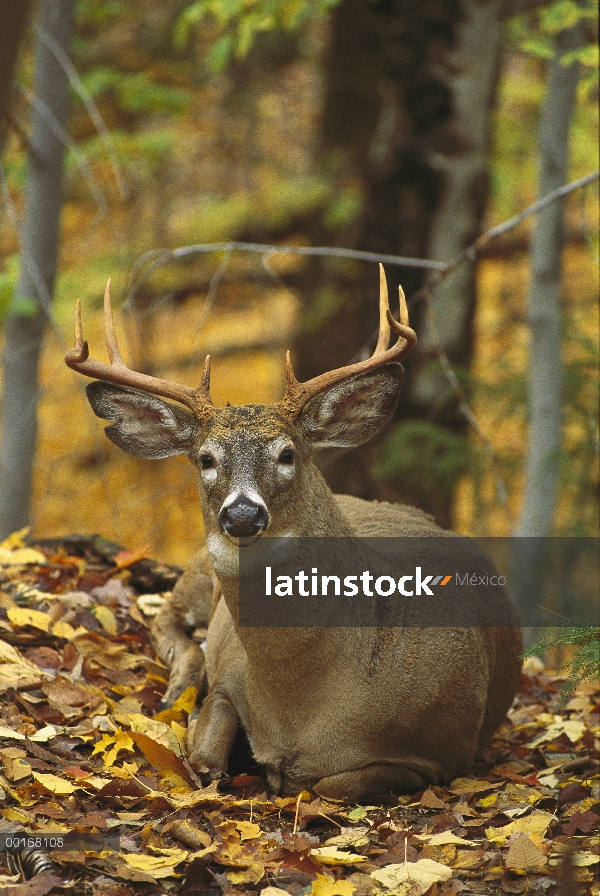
[150,550,216,706]
[313,760,440,802]
[187,691,240,775]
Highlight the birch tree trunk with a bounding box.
[511,16,583,635]
[0,0,76,538]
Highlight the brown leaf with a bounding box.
[0,871,70,895]
[129,729,197,788]
[561,809,599,835]
[419,787,447,809]
[504,833,547,872]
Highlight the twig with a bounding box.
[408,170,600,308]
[33,23,129,200]
[292,792,301,835]
[16,83,109,219]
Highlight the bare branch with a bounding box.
[33,23,129,201]
[17,83,109,218]
[408,170,600,308]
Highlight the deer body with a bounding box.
[66,268,522,800]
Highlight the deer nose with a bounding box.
[218,496,269,538]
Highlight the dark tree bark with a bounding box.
[0,0,76,539]
[0,0,33,156]
[292,0,503,526]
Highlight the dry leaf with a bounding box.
[415,831,478,847]
[32,772,76,794]
[7,607,52,632]
[311,846,366,865]
[129,729,196,788]
[325,828,370,849]
[505,833,547,872]
[122,849,188,878]
[94,605,118,635]
[371,858,452,894]
[236,820,261,840]
[486,810,554,846]
[311,873,357,896]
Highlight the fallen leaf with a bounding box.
[129,729,196,788]
[415,831,478,846]
[527,717,586,747]
[505,833,547,872]
[0,546,47,567]
[311,873,357,896]
[122,849,187,878]
[311,846,366,865]
[236,820,262,840]
[325,828,370,849]
[94,605,118,635]
[486,810,554,845]
[7,607,52,632]
[371,858,452,893]
[32,771,76,794]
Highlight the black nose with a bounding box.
[218,496,269,537]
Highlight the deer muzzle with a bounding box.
[218,495,270,538]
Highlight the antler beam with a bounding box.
[65,280,213,414]
[279,264,416,418]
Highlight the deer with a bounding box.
[65,266,522,801]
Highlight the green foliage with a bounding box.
[507,0,598,99]
[175,174,332,243]
[523,626,599,706]
[0,255,19,324]
[374,420,474,507]
[79,67,190,117]
[173,0,342,71]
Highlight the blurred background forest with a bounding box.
[0,0,598,568]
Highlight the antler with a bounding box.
[278,264,416,418]
[65,280,214,416]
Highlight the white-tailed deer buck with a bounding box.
[66,266,522,801]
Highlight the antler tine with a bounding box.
[103,279,124,366]
[278,265,417,419]
[65,280,214,416]
[374,263,391,355]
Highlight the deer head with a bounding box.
[65,266,416,568]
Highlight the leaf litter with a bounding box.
[0,531,598,896]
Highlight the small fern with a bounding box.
[524,626,600,706]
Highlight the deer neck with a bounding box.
[204,461,355,640]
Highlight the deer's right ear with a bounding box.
[86,381,196,459]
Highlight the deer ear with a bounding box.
[299,363,403,449]
[86,381,196,459]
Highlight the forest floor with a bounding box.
[0,532,598,896]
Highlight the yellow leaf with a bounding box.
[51,620,77,639]
[415,831,478,846]
[0,527,30,550]
[371,859,452,894]
[94,605,118,635]
[172,686,198,713]
[32,772,76,794]
[0,546,47,567]
[311,846,366,865]
[486,810,554,846]
[311,873,356,896]
[122,850,187,878]
[236,821,261,841]
[572,852,600,867]
[226,863,264,884]
[1,807,32,822]
[7,607,51,632]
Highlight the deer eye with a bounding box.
[278,448,295,465]
[200,453,215,469]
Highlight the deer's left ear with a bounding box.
[299,363,403,449]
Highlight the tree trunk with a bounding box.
[0,0,33,156]
[0,0,76,539]
[293,0,502,526]
[511,16,583,636]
